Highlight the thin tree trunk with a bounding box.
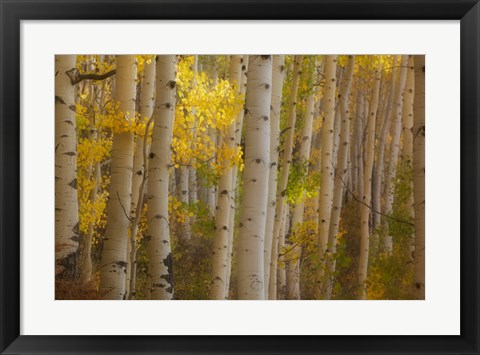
[354,91,365,198]
[277,204,289,300]
[412,55,425,299]
[189,56,199,207]
[357,65,382,300]
[382,55,409,252]
[236,55,272,300]
[401,55,416,219]
[263,55,285,299]
[146,55,177,300]
[209,55,242,300]
[323,55,355,299]
[286,86,315,300]
[225,56,247,298]
[315,55,337,299]
[268,55,303,298]
[372,56,399,230]
[126,58,156,298]
[128,117,153,299]
[99,55,137,300]
[77,56,101,283]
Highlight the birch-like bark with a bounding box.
[382,55,409,252]
[286,88,315,300]
[189,56,199,207]
[75,56,97,282]
[236,55,272,300]
[268,55,303,298]
[225,57,248,297]
[315,55,337,299]
[401,56,415,167]
[357,66,382,300]
[401,56,415,219]
[146,55,177,300]
[372,56,399,229]
[55,55,80,270]
[263,55,285,299]
[177,165,190,240]
[209,55,242,300]
[412,55,425,299]
[126,58,156,298]
[353,91,365,198]
[277,204,289,300]
[99,55,137,299]
[323,55,355,299]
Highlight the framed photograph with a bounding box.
[1,0,478,354]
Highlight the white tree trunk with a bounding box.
[401,56,416,220]
[401,55,415,166]
[286,88,315,300]
[189,56,199,206]
[412,55,425,299]
[55,55,80,267]
[277,204,289,300]
[126,58,156,298]
[263,55,285,299]
[146,55,177,300]
[323,55,355,299]
[99,55,137,300]
[353,91,365,198]
[382,55,409,252]
[357,65,382,300]
[268,55,303,298]
[315,55,337,299]
[209,55,242,300]
[372,56,399,230]
[236,55,272,300]
[77,56,100,283]
[225,57,248,297]
[178,164,190,240]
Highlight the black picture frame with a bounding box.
[1,0,478,354]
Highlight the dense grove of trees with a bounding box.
[55,55,425,300]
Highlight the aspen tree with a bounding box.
[99,55,137,300]
[277,204,289,300]
[269,55,303,297]
[236,55,272,300]
[189,56,199,206]
[77,56,100,282]
[401,56,415,166]
[287,86,315,300]
[359,97,367,197]
[315,55,337,299]
[372,56,399,229]
[225,56,248,297]
[357,64,382,300]
[210,55,242,300]
[207,58,220,216]
[383,55,408,252]
[353,91,365,198]
[225,57,247,297]
[128,117,153,299]
[263,55,285,299]
[146,55,177,300]
[401,56,415,219]
[306,57,325,235]
[323,55,355,299]
[55,55,80,268]
[126,58,155,298]
[413,55,425,299]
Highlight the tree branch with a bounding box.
[336,170,414,227]
[66,68,117,85]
